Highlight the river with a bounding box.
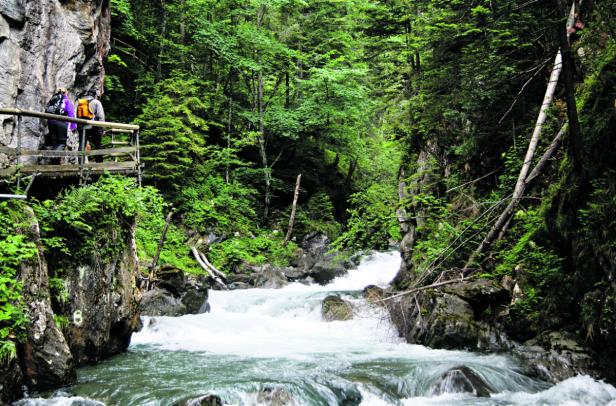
[17,252,616,405]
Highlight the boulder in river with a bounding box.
[257,386,294,405]
[388,278,511,351]
[141,273,209,316]
[322,295,354,321]
[252,265,289,289]
[175,394,224,406]
[432,366,493,397]
[513,331,601,383]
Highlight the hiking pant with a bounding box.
[79,126,104,163]
[47,120,68,164]
[48,120,68,149]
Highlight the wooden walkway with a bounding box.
[0,108,141,187]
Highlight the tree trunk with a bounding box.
[559,0,584,170]
[257,69,272,220]
[466,121,569,268]
[284,174,302,246]
[156,0,168,80]
[148,210,173,287]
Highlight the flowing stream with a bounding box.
[19,252,616,405]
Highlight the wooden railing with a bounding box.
[0,107,142,188]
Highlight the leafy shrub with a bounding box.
[0,202,36,361]
[332,183,400,251]
[179,175,257,235]
[208,232,298,273]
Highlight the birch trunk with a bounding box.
[284,174,302,245]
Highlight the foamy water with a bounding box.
[16,251,616,405]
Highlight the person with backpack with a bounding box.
[45,87,76,161]
[77,88,105,163]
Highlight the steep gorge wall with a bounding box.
[0,0,110,152]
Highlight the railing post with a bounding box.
[135,130,142,187]
[79,126,86,185]
[16,115,22,189]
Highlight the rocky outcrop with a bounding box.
[174,394,224,406]
[256,386,294,406]
[513,331,601,382]
[141,268,209,317]
[387,278,604,383]
[288,232,355,285]
[63,222,142,365]
[0,356,22,404]
[432,366,493,397]
[388,279,511,351]
[0,0,110,159]
[322,295,354,322]
[18,206,75,390]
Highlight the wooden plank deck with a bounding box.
[0,146,136,157]
[0,162,137,178]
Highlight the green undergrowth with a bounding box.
[208,232,299,274]
[0,201,36,362]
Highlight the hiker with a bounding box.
[45,87,76,162]
[77,88,105,163]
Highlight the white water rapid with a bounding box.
[16,251,616,405]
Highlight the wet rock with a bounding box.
[0,356,23,404]
[514,331,601,383]
[257,386,294,406]
[181,275,210,314]
[442,279,510,316]
[322,295,353,321]
[156,265,186,297]
[363,285,385,302]
[300,231,330,253]
[309,255,348,285]
[227,281,252,290]
[252,265,289,289]
[174,394,224,406]
[63,222,142,366]
[388,280,511,351]
[141,274,209,316]
[432,366,493,397]
[280,266,306,281]
[140,288,187,317]
[18,207,75,389]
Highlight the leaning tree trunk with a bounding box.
[466,50,563,267]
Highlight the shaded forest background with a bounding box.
[1,0,615,375]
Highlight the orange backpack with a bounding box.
[77,98,94,119]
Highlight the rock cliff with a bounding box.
[0,0,110,154]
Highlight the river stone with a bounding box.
[310,255,348,285]
[257,386,294,406]
[156,265,186,297]
[432,366,493,397]
[513,331,601,383]
[176,394,224,406]
[252,265,289,289]
[363,285,385,302]
[140,288,187,317]
[181,285,209,314]
[322,295,353,321]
